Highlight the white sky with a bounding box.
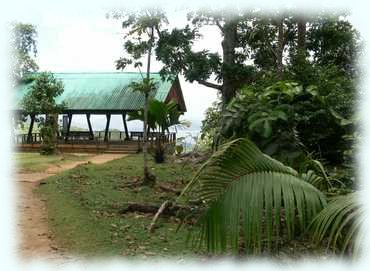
[18,6,221,133]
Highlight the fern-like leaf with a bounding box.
[182,138,327,253]
[311,192,363,255]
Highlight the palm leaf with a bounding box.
[301,170,330,192]
[311,192,363,255]
[182,138,327,253]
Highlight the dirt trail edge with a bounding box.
[16,153,126,260]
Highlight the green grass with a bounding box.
[15,152,92,172]
[36,154,202,258]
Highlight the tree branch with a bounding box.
[215,19,224,32]
[154,25,161,38]
[148,200,171,233]
[197,79,222,90]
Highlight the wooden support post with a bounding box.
[65,113,72,141]
[11,116,16,144]
[27,114,35,143]
[86,113,94,140]
[104,114,111,142]
[122,112,129,140]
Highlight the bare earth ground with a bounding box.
[16,153,126,260]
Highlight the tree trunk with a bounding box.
[27,114,35,143]
[221,18,238,105]
[51,113,58,145]
[276,17,285,79]
[143,26,155,185]
[41,113,58,154]
[297,17,307,55]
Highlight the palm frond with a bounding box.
[182,138,327,253]
[301,170,329,192]
[311,192,363,255]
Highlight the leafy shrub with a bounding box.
[202,79,354,169]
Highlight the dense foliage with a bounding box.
[21,72,64,154]
[186,11,360,256]
[199,13,358,187]
[217,79,354,166]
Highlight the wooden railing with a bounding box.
[129,131,176,144]
[15,133,42,144]
[15,131,177,145]
[94,131,127,141]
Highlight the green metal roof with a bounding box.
[15,72,179,113]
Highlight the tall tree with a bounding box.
[11,23,39,82]
[201,12,359,163]
[113,9,168,185]
[306,14,359,77]
[238,11,296,76]
[156,9,256,105]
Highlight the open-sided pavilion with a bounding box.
[14,72,186,153]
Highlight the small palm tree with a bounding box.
[128,99,188,162]
[181,138,327,253]
[114,8,168,184]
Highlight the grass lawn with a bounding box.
[15,152,93,172]
[36,154,202,258]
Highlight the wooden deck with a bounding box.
[16,142,140,154]
[15,131,176,154]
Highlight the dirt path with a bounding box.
[16,153,126,260]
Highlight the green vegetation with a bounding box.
[193,11,359,256]
[36,154,201,258]
[15,8,360,260]
[15,152,91,172]
[11,22,38,82]
[128,99,188,163]
[312,192,363,255]
[21,72,65,154]
[182,138,327,253]
[114,9,168,185]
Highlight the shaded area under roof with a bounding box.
[14,72,186,114]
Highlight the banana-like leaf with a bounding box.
[182,138,327,253]
[311,192,363,255]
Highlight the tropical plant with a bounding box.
[113,8,168,183]
[203,76,355,169]
[128,99,188,163]
[181,138,327,253]
[21,72,64,154]
[311,192,363,255]
[213,81,307,165]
